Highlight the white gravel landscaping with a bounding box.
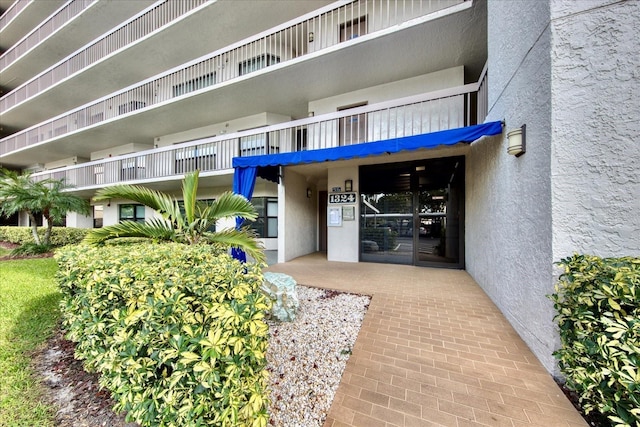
[266,285,371,427]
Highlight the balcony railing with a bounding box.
[1,0,208,113]
[0,0,97,72]
[0,0,465,156]
[0,0,31,32]
[30,80,486,190]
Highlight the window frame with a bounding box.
[250,197,278,238]
[172,71,217,97]
[119,204,145,223]
[238,54,280,76]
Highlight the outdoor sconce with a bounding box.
[507,124,526,157]
[344,179,353,192]
[307,188,312,198]
[308,32,314,43]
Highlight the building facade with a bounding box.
[0,0,637,374]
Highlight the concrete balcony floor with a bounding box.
[266,253,587,427]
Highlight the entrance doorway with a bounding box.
[359,157,465,268]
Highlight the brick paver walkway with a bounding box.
[266,253,587,427]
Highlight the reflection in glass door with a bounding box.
[360,192,413,264]
[415,187,461,266]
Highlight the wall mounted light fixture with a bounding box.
[308,32,314,43]
[344,179,353,192]
[507,124,526,157]
[307,188,312,198]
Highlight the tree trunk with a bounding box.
[44,217,53,246]
[28,212,41,245]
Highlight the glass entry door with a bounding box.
[360,192,414,265]
[359,157,464,268]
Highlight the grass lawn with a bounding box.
[0,257,59,427]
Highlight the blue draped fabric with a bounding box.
[233,121,503,169]
[230,121,503,261]
[231,166,257,262]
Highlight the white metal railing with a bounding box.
[0,0,465,156]
[0,0,207,113]
[30,82,482,190]
[477,62,488,124]
[0,0,96,72]
[0,0,31,31]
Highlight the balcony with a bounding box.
[30,73,488,195]
[0,1,65,47]
[0,0,483,165]
[0,0,98,75]
[0,0,155,93]
[0,0,333,130]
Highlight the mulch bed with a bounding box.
[0,241,54,260]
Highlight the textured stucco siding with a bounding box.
[550,0,640,259]
[469,0,639,375]
[280,169,318,262]
[467,0,558,373]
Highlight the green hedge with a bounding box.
[0,226,89,246]
[550,254,640,426]
[57,243,271,427]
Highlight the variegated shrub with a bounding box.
[57,243,271,427]
[550,254,640,427]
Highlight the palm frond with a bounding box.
[206,228,265,264]
[84,218,176,245]
[181,171,199,224]
[206,192,258,223]
[93,185,178,219]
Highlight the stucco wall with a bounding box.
[280,169,318,262]
[469,0,639,375]
[327,166,359,262]
[550,0,640,258]
[467,0,557,372]
[308,67,464,115]
[66,212,93,228]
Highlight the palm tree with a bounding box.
[0,169,90,245]
[84,170,264,263]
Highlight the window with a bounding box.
[52,125,68,137]
[29,213,43,227]
[239,54,280,76]
[173,72,216,97]
[93,205,103,228]
[339,16,367,42]
[118,101,146,114]
[175,144,216,173]
[119,204,145,223]
[121,157,145,180]
[239,133,279,157]
[296,128,308,151]
[251,197,277,238]
[88,112,104,125]
[338,102,368,145]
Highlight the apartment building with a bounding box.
[0,0,637,374]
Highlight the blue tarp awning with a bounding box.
[233,121,503,171]
[231,120,503,261]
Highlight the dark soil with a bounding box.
[34,329,138,427]
[556,381,611,427]
[0,241,54,261]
